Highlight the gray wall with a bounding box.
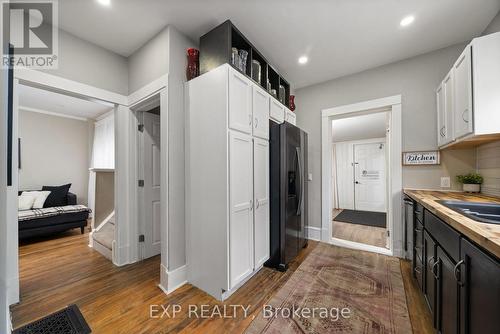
[128,28,170,93]
[482,10,500,35]
[296,43,477,228]
[41,29,129,95]
[18,110,92,204]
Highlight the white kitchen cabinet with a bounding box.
[285,109,296,125]
[252,87,270,140]
[229,130,254,288]
[186,64,271,300]
[437,32,500,148]
[229,69,253,134]
[270,99,285,123]
[452,46,473,139]
[253,138,269,269]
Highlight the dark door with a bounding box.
[283,124,300,264]
[460,239,500,334]
[297,130,307,249]
[436,246,459,334]
[404,196,414,256]
[423,230,437,325]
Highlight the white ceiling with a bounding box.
[18,85,113,120]
[332,112,387,142]
[58,0,500,88]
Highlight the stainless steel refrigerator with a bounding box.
[266,121,308,271]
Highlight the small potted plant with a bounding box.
[456,173,483,193]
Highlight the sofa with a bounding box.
[18,191,90,239]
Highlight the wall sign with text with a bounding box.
[402,151,440,166]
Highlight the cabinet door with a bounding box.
[253,138,270,268]
[436,83,446,147]
[269,99,285,123]
[423,231,437,326]
[229,130,254,288]
[229,69,253,134]
[436,246,459,334]
[443,72,454,145]
[460,239,500,334]
[252,87,270,140]
[453,46,473,139]
[285,109,296,125]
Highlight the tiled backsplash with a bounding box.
[477,140,500,197]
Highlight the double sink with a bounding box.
[438,200,500,225]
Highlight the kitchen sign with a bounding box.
[402,151,440,166]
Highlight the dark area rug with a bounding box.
[245,243,412,333]
[14,304,91,334]
[334,209,386,228]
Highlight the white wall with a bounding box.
[296,43,477,228]
[128,29,170,94]
[41,29,129,95]
[476,140,500,197]
[482,10,500,35]
[18,110,92,204]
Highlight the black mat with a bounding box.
[334,209,386,228]
[14,304,91,334]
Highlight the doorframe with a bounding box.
[321,95,402,257]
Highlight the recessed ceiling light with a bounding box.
[400,15,415,27]
[298,56,308,64]
[97,0,111,6]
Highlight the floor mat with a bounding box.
[245,243,412,333]
[334,209,386,228]
[14,304,91,334]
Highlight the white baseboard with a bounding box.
[159,264,187,294]
[306,226,322,241]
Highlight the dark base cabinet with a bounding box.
[408,200,500,334]
[436,246,459,334]
[460,239,500,334]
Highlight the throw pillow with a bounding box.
[42,184,72,208]
[22,191,51,209]
[18,193,36,211]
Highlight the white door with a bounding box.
[442,71,454,145]
[284,110,296,125]
[269,99,285,123]
[253,138,269,269]
[252,87,269,140]
[453,46,473,139]
[229,69,252,134]
[140,112,161,259]
[229,130,254,288]
[354,142,386,212]
[436,83,445,147]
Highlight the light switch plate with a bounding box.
[308,173,313,181]
[440,176,451,188]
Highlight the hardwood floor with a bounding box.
[332,209,388,248]
[11,230,432,333]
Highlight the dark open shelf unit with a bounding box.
[199,20,291,109]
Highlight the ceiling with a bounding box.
[332,112,387,142]
[58,0,500,88]
[18,85,113,120]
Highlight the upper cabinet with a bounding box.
[228,70,253,134]
[437,32,500,149]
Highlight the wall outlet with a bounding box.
[440,176,451,188]
[308,173,313,181]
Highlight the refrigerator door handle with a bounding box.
[296,147,303,216]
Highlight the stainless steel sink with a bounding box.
[437,200,500,224]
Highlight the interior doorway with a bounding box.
[321,95,403,257]
[132,95,162,260]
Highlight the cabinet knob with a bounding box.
[254,118,258,128]
[248,114,252,126]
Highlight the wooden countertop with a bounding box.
[404,189,500,259]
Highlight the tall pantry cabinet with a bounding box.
[186,64,270,300]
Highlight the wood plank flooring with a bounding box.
[332,209,388,248]
[11,229,432,333]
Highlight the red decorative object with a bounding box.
[289,95,296,112]
[186,48,200,80]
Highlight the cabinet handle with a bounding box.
[440,126,445,137]
[454,260,465,287]
[414,266,422,274]
[428,256,435,266]
[254,117,258,128]
[249,200,253,211]
[256,200,260,209]
[462,109,469,123]
[414,209,422,214]
[432,258,440,279]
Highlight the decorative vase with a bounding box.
[463,184,480,193]
[289,95,296,111]
[186,48,199,80]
